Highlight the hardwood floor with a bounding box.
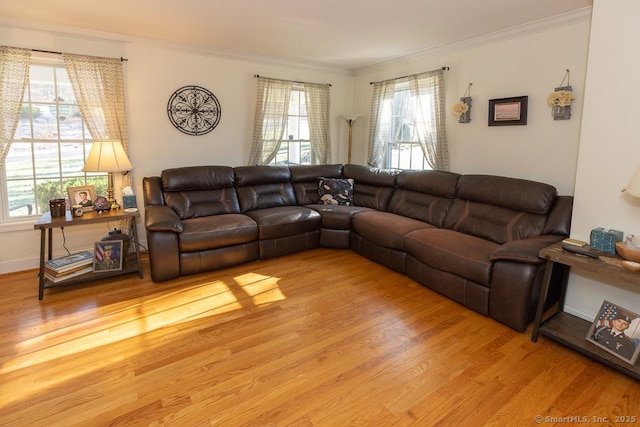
[1,249,638,426]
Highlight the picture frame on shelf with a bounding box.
[67,185,96,212]
[93,240,123,272]
[586,300,640,366]
[488,96,528,126]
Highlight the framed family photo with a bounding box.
[586,300,640,365]
[67,185,96,212]
[488,96,528,126]
[93,240,123,272]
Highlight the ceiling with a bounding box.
[0,0,593,70]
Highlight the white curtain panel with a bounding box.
[408,70,449,171]
[0,46,31,169]
[367,79,396,168]
[249,77,292,165]
[304,82,331,164]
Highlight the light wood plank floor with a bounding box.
[1,249,638,426]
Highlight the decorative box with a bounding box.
[590,227,623,255]
[122,194,137,209]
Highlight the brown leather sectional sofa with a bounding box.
[143,163,572,332]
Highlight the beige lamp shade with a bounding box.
[622,166,640,198]
[83,140,133,172]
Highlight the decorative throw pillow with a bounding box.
[318,177,354,205]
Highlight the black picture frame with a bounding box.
[488,96,528,126]
[586,300,640,366]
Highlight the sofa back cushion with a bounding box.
[234,165,296,212]
[343,164,398,211]
[444,175,558,244]
[290,164,343,204]
[388,170,461,227]
[161,166,240,219]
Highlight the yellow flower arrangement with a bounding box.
[547,90,574,107]
[451,101,469,118]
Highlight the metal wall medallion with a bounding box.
[167,85,221,135]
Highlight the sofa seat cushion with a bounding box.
[245,206,321,240]
[404,228,499,286]
[352,211,434,250]
[306,204,375,229]
[179,214,258,252]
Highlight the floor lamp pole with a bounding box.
[342,114,361,164]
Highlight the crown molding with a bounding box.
[356,7,593,73]
[0,17,354,76]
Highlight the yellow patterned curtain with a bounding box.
[62,53,130,188]
[0,46,31,168]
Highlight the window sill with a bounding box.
[0,217,37,233]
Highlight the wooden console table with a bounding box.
[34,210,143,300]
[532,241,640,380]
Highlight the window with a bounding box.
[368,70,448,171]
[269,88,313,165]
[384,85,429,170]
[2,60,106,220]
[250,77,331,166]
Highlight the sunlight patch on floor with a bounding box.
[234,272,286,305]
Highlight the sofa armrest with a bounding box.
[490,234,564,264]
[144,205,183,233]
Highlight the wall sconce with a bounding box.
[452,83,472,123]
[83,140,133,210]
[342,114,362,163]
[547,69,575,120]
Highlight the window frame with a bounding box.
[0,55,105,223]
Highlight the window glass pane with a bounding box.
[7,180,35,217]
[289,91,300,115]
[56,67,76,104]
[287,117,299,140]
[33,142,60,178]
[60,143,86,176]
[29,65,56,103]
[299,117,309,140]
[32,103,59,139]
[5,143,33,180]
[59,110,85,139]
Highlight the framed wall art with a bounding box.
[488,96,528,126]
[586,300,640,366]
[67,185,97,212]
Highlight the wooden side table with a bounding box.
[34,210,143,300]
[532,241,640,379]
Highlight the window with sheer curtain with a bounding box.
[367,69,449,171]
[249,77,331,166]
[0,48,129,223]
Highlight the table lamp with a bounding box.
[83,140,133,210]
[342,114,362,163]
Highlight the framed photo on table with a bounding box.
[488,96,528,126]
[67,185,96,212]
[93,240,123,272]
[586,300,640,366]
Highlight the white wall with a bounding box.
[564,0,640,320]
[352,12,591,196]
[0,25,354,274]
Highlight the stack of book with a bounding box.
[44,251,94,283]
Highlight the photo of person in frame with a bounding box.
[93,240,123,272]
[76,190,93,208]
[587,300,640,365]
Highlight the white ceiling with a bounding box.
[0,0,593,70]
